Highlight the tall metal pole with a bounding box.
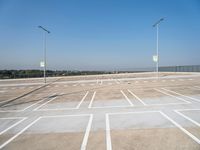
[44,31,46,84]
[156,24,159,78]
[153,18,164,79]
[38,26,50,84]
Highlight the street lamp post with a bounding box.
[153,18,164,78]
[38,26,50,84]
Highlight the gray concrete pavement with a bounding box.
[0,72,200,150]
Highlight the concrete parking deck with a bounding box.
[0,72,200,150]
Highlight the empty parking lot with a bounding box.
[0,72,200,150]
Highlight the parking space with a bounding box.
[161,87,200,101]
[0,90,55,112]
[34,91,89,111]
[0,114,92,150]
[0,85,41,103]
[88,89,133,108]
[175,109,200,140]
[106,111,200,150]
[0,117,26,147]
[126,88,190,106]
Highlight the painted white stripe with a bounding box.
[154,89,191,104]
[106,114,112,150]
[0,114,92,149]
[120,90,134,106]
[174,110,200,127]
[162,88,200,102]
[80,114,93,150]
[160,111,200,144]
[0,117,41,149]
[107,110,160,116]
[88,91,96,108]
[22,97,50,111]
[40,114,90,118]
[90,105,132,109]
[33,93,58,110]
[0,118,27,135]
[127,89,147,105]
[76,91,89,109]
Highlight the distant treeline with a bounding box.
[0,70,118,79]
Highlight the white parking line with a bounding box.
[154,88,191,104]
[33,93,58,111]
[162,88,200,102]
[127,89,147,106]
[22,98,48,111]
[0,118,39,149]
[88,91,96,108]
[160,111,200,144]
[105,110,200,149]
[0,114,92,149]
[105,111,161,150]
[76,91,89,109]
[174,110,200,127]
[120,90,134,106]
[0,94,56,112]
[91,105,132,109]
[106,114,112,150]
[81,114,93,150]
[0,117,27,135]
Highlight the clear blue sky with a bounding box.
[0,0,200,71]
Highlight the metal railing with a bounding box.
[159,65,200,72]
